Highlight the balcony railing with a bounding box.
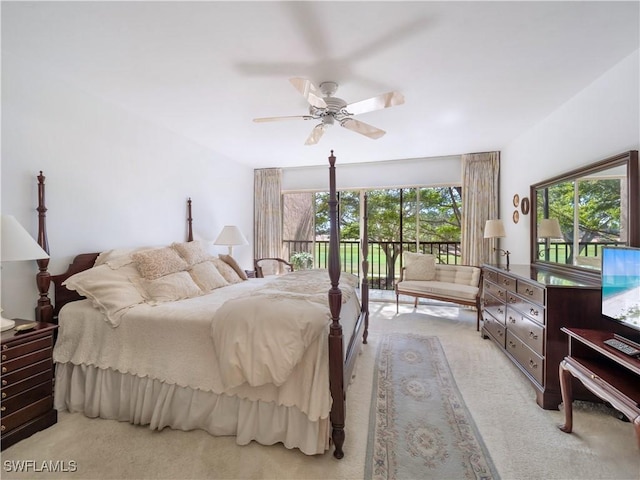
[283,240,462,290]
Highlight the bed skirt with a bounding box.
[54,363,330,455]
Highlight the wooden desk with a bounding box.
[558,328,640,450]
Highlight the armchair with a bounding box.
[254,258,294,278]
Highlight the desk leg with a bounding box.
[558,359,573,434]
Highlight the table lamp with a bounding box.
[214,225,248,256]
[1,214,50,331]
[484,219,510,269]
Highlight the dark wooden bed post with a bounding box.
[35,171,53,324]
[327,150,345,459]
[187,197,193,242]
[362,193,369,344]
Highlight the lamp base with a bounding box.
[1,316,16,332]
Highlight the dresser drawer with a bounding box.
[508,295,545,325]
[483,281,506,302]
[506,307,545,355]
[1,381,52,416]
[516,280,545,305]
[483,269,498,283]
[1,396,53,434]
[483,292,506,325]
[1,347,52,376]
[2,335,52,362]
[1,369,52,399]
[497,273,516,292]
[506,331,544,385]
[483,312,506,348]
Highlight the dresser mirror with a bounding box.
[530,150,639,279]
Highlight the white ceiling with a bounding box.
[3,1,639,169]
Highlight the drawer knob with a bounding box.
[2,392,6,399]
[529,359,538,369]
[1,425,5,432]
[509,316,516,323]
[497,307,503,314]
[1,354,5,361]
[1,366,6,373]
[529,331,538,340]
[508,341,516,348]
[526,288,534,296]
[1,379,6,386]
[530,308,539,316]
[2,345,7,350]
[0,406,5,412]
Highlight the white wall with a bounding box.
[501,49,640,265]
[282,155,462,191]
[1,55,254,320]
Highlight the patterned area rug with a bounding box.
[365,333,499,480]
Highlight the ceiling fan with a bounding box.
[253,78,405,145]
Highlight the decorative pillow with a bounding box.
[219,254,248,280]
[189,261,229,292]
[63,263,145,327]
[172,241,212,266]
[211,258,244,284]
[404,252,437,281]
[133,271,203,305]
[94,246,152,269]
[132,247,188,280]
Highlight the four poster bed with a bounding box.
[34,151,369,459]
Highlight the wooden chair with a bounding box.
[254,258,294,278]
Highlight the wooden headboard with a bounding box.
[34,171,194,324]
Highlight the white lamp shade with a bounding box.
[484,219,506,239]
[214,225,248,247]
[538,218,563,239]
[1,214,49,261]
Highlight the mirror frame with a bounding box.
[530,150,639,280]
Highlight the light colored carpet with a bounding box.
[2,301,639,479]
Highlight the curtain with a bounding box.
[254,168,283,259]
[461,152,500,266]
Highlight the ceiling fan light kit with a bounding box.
[254,77,405,145]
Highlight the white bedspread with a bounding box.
[54,270,360,421]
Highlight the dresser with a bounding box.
[481,264,604,410]
[1,320,58,450]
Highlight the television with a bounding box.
[601,246,640,346]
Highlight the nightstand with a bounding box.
[1,319,58,450]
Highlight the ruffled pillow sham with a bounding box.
[132,247,188,280]
[133,271,203,305]
[171,241,212,266]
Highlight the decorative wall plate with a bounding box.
[521,197,530,215]
[513,210,520,224]
[513,194,520,207]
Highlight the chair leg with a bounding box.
[396,293,399,313]
[413,297,418,308]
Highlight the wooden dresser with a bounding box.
[1,320,58,450]
[481,264,604,410]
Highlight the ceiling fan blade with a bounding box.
[341,118,386,139]
[253,115,314,123]
[345,91,405,116]
[289,77,327,109]
[304,124,325,145]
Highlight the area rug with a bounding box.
[365,333,500,480]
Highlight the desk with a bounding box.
[558,328,640,449]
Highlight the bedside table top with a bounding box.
[1,319,58,345]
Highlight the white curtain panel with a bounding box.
[254,168,283,259]
[461,152,500,266]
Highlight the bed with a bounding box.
[33,151,370,459]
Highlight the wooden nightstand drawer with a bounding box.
[1,396,53,434]
[497,273,516,292]
[2,335,52,362]
[2,369,51,399]
[1,320,58,450]
[483,312,506,348]
[1,381,52,416]
[483,292,506,325]
[1,347,52,375]
[483,280,506,302]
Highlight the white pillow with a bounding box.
[189,261,229,292]
[172,241,212,266]
[132,247,188,280]
[133,271,203,305]
[404,252,436,281]
[211,258,244,284]
[63,263,145,327]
